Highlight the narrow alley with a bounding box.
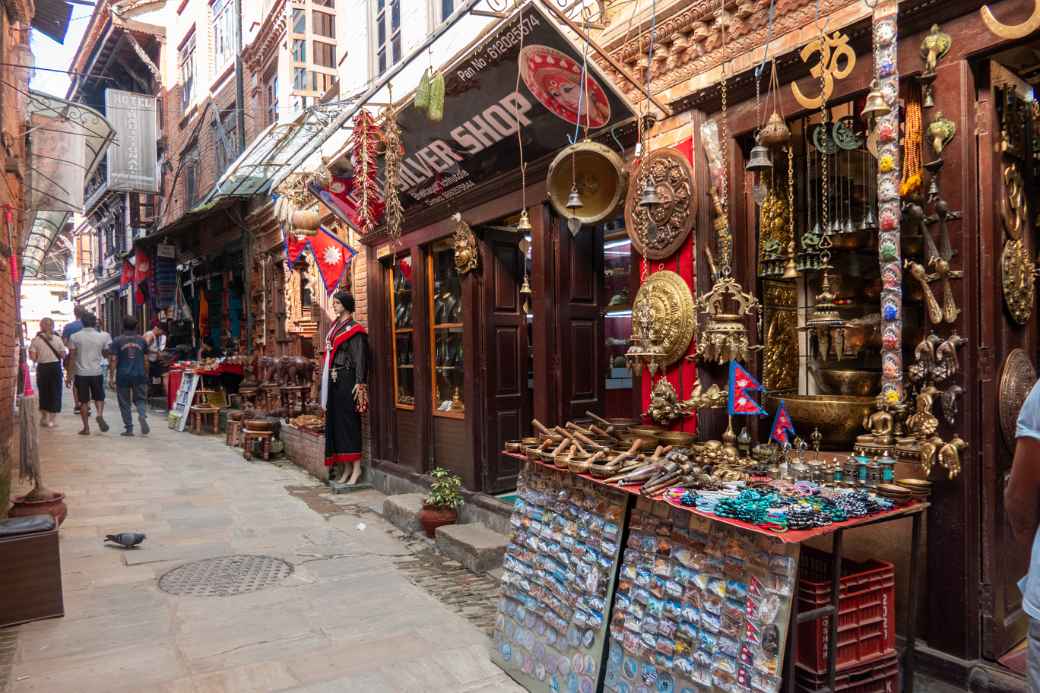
[2,402,518,693]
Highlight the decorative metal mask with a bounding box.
[451,213,479,275]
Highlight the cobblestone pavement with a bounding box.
[4,398,519,693]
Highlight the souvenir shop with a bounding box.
[457,0,1040,690]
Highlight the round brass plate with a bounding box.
[999,347,1037,447]
[546,140,627,226]
[632,270,695,367]
[1001,238,1034,325]
[624,149,696,260]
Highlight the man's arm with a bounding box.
[1008,436,1040,545]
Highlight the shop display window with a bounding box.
[429,242,464,417]
[388,256,415,408]
[602,218,634,414]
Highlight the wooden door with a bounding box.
[554,216,605,422]
[479,228,530,493]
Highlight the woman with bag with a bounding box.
[28,317,67,427]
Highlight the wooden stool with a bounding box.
[225,418,243,447]
[193,389,216,406]
[190,405,219,434]
[260,385,281,412]
[238,387,258,409]
[281,386,308,418]
[241,429,274,460]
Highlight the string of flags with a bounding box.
[285,226,358,295]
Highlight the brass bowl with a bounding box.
[589,462,620,479]
[618,435,658,452]
[658,431,696,448]
[763,394,874,450]
[607,418,640,429]
[809,367,882,397]
[521,437,540,446]
[554,453,571,469]
[505,441,523,453]
[244,419,275,432]
[896,478,932,490]
[569,458,593,474]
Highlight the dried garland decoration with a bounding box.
[899,85,923,198]
[872,2,903,402]
[382,105,404,246]
[351,110,381,235]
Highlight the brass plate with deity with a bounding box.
[999,348,1037,447]
[1002,238,1034,324]
[632,270,695,367]
[624,149,696,260]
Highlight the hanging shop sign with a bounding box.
[105,90,159,193]
[382,3,635,213]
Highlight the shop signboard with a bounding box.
[387,3,635,213]
[29,114,85,212]
[105,89,159,193]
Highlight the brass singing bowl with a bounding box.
[618,435,658,452]
[244,419,275,432]
[764,394,874,450]
[658,431,696,448]
[808,366,881,397]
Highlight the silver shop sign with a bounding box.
[105,89,159,193]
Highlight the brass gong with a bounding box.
[1002,238,1034,325]
[999,348,1037,447]
[624,149,697,260]
[546,140,627,226]
[632,270,695,367]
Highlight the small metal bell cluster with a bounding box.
[625,296,668,376]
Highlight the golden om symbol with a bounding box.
[791,31,857,110]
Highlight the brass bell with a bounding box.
[565,184,583,210]
[745,144,773,173]
[637,178,662,209]
[515,209,532,233]
[861,81,891,124]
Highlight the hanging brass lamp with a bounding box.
[758,112,791,147]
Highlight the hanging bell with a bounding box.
[861,81,891,124]
[515,209,532,233]
[782,254,799,279]
[637,177,662,209]
[745,145,773,173]
[519,274,531,295]
[565,184,583,210]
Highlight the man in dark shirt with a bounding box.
[105,315,150,437]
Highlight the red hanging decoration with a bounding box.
[351,111,382,235]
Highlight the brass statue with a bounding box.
[645,378,727,425]
[857,393,896,447]
[905,385,940,438]
[920,25,951,75]
[927,113,956,158]
[938,435,967,479]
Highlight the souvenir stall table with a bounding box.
[165,359,247,411]
[494,452,926,693]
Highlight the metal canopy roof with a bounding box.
[203,104,343,204]
[22,89,115,278]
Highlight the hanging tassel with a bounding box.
[900,85,923,197]
[415,68,431,111]
[428,71,445,122]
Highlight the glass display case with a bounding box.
[603,220,634,403]
[429,243,465,417]
[388,256,415,408]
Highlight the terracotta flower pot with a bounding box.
[9,490,67,526]
[418,503,457,538]
[291,209,322,230]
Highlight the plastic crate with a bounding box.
[796,547,897,673]
[795,651,900,693]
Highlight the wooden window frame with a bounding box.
[428,245,464,420]
[388,257,415,410]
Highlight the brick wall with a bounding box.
[0,15,32,514]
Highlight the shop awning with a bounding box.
[32,0,73,43]
[203,105,344,204]
[22,89,115,278]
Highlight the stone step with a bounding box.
[434,523,508,574]
[382,493,426,535]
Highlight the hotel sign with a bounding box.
[105,89,159,193]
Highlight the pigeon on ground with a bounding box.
[105,533,146,548]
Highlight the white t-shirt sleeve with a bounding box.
[1016,380,1040,441]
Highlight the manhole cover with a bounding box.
[158,555,294,597]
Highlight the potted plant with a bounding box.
[418,467,463,538]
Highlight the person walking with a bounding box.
[106,315,150,437]
[67,312,111,435]
[28,317,67,427]
[62,305,85,414]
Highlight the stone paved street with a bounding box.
[3,401,519,693]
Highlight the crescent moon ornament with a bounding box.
[981,0,1040,39]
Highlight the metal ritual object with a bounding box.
[1001,238,1034,325]
[999,348,1038,447]
[791,31,856,110]
[980,0,1040,39]
[693,272,762,365]
[158,555,294,597]
[547,140,627,226]
[624,148,696,260]
[629,270,695,371]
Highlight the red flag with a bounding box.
[285,231,309,266]
[728,360,766,416]
[133,248,151,305]
[120,259,134,288]
[770,401,796,446]
[310,227,357,294]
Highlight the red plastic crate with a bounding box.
[796,547,897,673]
[795,651,900,693]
